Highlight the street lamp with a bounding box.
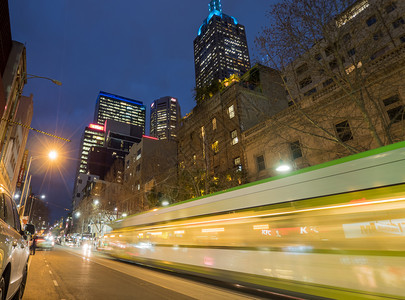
[20,150,58,216]
[0,73,62,162]
[26,74,62,86]
[48,150,58,160]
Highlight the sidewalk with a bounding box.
[24,252,61,300]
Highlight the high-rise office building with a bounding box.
[77,124,105,174]
[94,91,146,133]
[150,96,181,141]
[194,0,250,89]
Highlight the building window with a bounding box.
[366,15,377,27]
[373,30,384,41]
[299,76,312,89]
[228,105,235,119]
[347,48,356,57]
[304,88,317,97]
[296,63,308,76]
[290,141,303,160]
[256,155,265,172]
[386,2,397,13]
[329,59,338,69]
[335,120,353,142]
[392,17,405,29]
[371,46,388,60]
[400,35,405,43]
[231,130,238,145]
[136,164,141,172]
[212,118,217,130]
[212,141,219,154]
[234,157,242,171]
[325,46,333,57]
[343,33,351,43]
[387,106,405,123]
[383,95,400,106]
[323,78,334,87]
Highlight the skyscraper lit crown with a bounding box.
[209,0,222,13]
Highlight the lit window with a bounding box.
[212,118,217,130]
[231,130,238,145]
[228,105,235,119]
[212,141,219,154]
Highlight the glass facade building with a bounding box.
[150,96,181,141]
[94,91,146,133]
[78,124,105,174]
[194,0,250,89]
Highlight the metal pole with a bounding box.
[28,195,35,222]
[21,175,32,216]
[19,156,32,209]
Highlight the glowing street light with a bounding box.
[75,211,81,218]
[20,150,58,216]
[48,150,58,160]
[94,199,99,205]
[41,195,46,199]
[161,200,170,207]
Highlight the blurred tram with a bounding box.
[104,142,405,299]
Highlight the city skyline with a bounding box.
[8,0,274,220]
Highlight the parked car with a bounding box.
[35,235,54,250]
[0,187,35,299]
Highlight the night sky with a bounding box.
[8,0,275,221]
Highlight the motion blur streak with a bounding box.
[103,143,405,299]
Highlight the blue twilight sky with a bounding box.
[8,0,275,221]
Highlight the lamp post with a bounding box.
[20,150,58,217]
[0,73,62,163]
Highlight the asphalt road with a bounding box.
[23,245,261,300]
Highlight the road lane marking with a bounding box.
[46,264,49,267]
[49,270,52,275]
[53,280,59,287]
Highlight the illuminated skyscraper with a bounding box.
[77,124,105,174]
[194,0,250,89]
[150,96,181,141]
[94,91,146,133]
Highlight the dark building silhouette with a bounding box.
[149,96,181,141]
[194,0,250,89]
[0,0,12,76]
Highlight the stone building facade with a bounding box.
[177,64,287,196]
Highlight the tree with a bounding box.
[256,0,405,155]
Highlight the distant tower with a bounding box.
[150,96,181,141]
[77,124,105,174]
[94,91,146,133]
[194,0,250,89]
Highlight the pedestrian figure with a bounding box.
[30,235,37,255]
